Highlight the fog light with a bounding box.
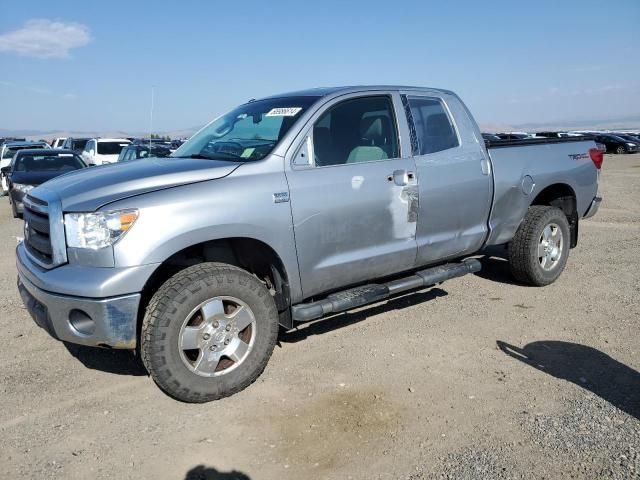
[69,309,95,335]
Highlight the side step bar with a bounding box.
[291,259,481,322]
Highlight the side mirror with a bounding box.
[0,166,10,175]
[89,149,95,156]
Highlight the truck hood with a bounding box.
[31,157,240,212]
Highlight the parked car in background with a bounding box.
[612,133,640,149]
[496,132,532,140]
[170,139,185,150]
[535,131,584,138]
[51,138,67,149]
[132,138,172,146]
[81,138,131,165]
[117,144,172,162]
[1,137,26,147]
[482,133,502,141]
[1,149,86,218]
[593,134,639,154]
[61,137,91,153]
[536,131,562,138]
[1,141,50,196]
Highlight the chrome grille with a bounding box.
[22,192,67,269]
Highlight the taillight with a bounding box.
[589,148,603,170]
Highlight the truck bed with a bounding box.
[484,136,599,246]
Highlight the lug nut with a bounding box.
[210,345,216,351]
[213,321,219,328]
[225,325,231,332]
[203,333,210,340]
[224,339,230,345]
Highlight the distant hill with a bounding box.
[479,114,640,133]
[513,115,640,132]
[2,114,638,140]
[0,127,200,142]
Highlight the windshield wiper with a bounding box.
[172,152,247,161]
[172,153,219,160]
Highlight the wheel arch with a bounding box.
[139,237,293,334]
[530,183,578,248]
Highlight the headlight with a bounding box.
[627,143,635,147]
[65,209,139,249]
[12,183,34,193]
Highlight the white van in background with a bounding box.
[81,138,131,165]
[51,137,67,148]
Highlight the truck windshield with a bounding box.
[172,96,320,161]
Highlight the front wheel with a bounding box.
[616,146,626,154]
[508,206,570,286]
[141,263,279,402]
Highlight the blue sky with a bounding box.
[1,0,639,132]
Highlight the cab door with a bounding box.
[401,92,493,265]
[285,93,418,299]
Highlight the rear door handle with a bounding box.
[388,169,409,186]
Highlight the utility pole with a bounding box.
[149,86,155,149]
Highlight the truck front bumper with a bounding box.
[15,243,157,349]
[17,273,140,348]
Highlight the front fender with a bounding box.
[109,162,303,302]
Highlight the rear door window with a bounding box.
[404,96,459,155]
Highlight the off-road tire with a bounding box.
[141,262,279,403]
[508,206,570,286]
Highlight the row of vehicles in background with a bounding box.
[482,131,640,154]
[0,125,637,221]
[0,136,181,217]
[49,136,180,165]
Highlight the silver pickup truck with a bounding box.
[16,86,603,402]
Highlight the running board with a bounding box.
[291,259,481,322]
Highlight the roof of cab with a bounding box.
[259,85,455,101]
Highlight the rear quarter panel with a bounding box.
[486,140,598,245]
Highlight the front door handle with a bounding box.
[388,169,409,186]
[480,158,491,175]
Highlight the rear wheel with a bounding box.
[141,262,279,403]
[509,206,570,286]
[616,146,626,154]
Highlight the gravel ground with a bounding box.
[0,154,638,480]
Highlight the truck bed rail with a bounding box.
[486,135,595,149]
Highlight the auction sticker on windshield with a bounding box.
[266,107,302,117]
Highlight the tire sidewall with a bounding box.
[529,209,570,285]
[143,264,278,402]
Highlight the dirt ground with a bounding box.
[0,154,638,480]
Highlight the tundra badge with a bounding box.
[273,192,290,203]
